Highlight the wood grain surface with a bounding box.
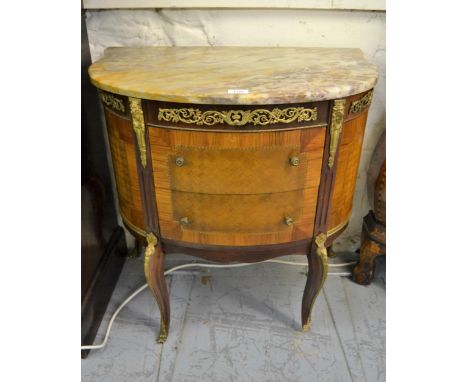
[102,90,373,248]
[150,127,325,246]
[104,108,144,228]
[327,110,368,231]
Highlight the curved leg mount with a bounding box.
[301,233,328,331]
[144,233,170,343]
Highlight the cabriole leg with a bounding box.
[144,233,170,343]
[301,233,328,331]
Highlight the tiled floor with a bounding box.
[82,253,385,382]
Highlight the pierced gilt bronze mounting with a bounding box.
[100,92,125,113]
[350,90,373,114]
[158,106,318,127]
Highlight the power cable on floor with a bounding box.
[81,258,356,351]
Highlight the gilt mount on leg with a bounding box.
[144,232,170,343]
[302,233,328,332]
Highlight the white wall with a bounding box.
[86,8,386,251]
[83,0,386,11]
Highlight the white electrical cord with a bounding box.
[81,259,355,351]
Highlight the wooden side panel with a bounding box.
[327,110,368,231]
[104,109,144,228]
[150,127,325,246]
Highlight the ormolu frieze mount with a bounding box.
[158,107,318,127]
[100,92,125,113]
[350,90,373,114]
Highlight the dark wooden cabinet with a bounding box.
[81,11,127,358]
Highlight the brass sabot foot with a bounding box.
[156,319,168,344]
[157,333,168,344]
[302,317,311,332]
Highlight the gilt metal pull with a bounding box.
[289,156,300,166]
[180,217,189,225]
[284,217,294,226]
[175,157,185,167]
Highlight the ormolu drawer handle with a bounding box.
[175,157,185,167]
[180,217,189,225]
[284,217,294,226]
[289,156,300,166]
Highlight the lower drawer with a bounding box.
[155,187,317,246]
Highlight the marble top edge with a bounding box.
[89,46,378,104]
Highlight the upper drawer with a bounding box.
[149,127,326,195]
[143,100,329,131]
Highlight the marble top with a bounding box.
[89,47,378,105]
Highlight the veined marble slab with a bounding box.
[89,47,378,105]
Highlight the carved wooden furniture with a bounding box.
[353,130,386,285]
[89,47,378,342]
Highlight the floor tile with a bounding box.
[82,254,385,382]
